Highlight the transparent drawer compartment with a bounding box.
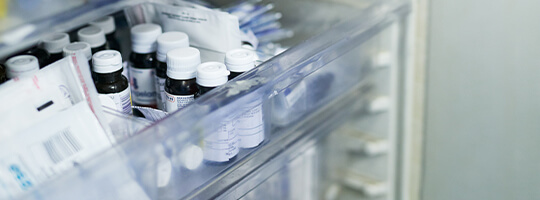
[1,0,411,199]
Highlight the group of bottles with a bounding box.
[0,16,132,115]
[128,24,258,112]
[1,19,264,162]
[129,23,263,162]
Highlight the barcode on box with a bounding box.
[43,128,82,164]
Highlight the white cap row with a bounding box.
[4,49,122,79]
[41,16,114,54]
[165,47,257,87]
[165,47,230,87]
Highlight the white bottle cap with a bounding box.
[225,48,256,73]
[77,26,106,48]
[92,50,123,74]
[157,32,190,62]
[5,55,39,78]
[166,47,200,80]
[131,23,162,54]
[196,62,230,87]
[63,42,92,61]
[41,33,70,54]
[89,16,116,35]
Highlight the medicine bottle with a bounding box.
[93,50,132,115]
[5,55,39,78]
[226,48,256,80]
[129,23,162,108]
[41,33,70,64]
[164,47,199,113]
[63,42,93,69]
[195,62,238,163]
[225,48,264,148]
[90,16,121,52]
[78,26,107,54]
[155,32,190,110]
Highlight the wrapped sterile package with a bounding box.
[0,53,116,199]
[155,3,242,53]
[0,102,112,199]
[0,53,110,139]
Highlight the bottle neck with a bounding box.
[105,32,116,40]
[197,85,215,96]
[228,71,244,80]
[94,69,124,83]
[91,44,107,54]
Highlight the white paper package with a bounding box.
[0,102,112,199]
[156,3,242,53]
[0,53,117,199]
[0,53,111,139]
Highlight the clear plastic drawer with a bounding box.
[0,0,411,199]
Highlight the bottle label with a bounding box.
[203,119,239,162]
[98,87,132,115]
[129,65,156,106]
[155,75,166,110]
[164,93,194,113]
[237,101,264,148]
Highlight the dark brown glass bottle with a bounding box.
[129,52,158,108]
[40,33,70,64]
[155,32,190,110]
[93,50,132,114]
[129,23,162,108]
[163,47,200,112]
[95,70,129,94]
[165,78,198,112]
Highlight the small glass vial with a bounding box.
[5,55,39,78]
[129,23,162,108]
[40,33,70,64]
[89,16,121,52]
[77,26,107,54]
[63,42,93,69]
[225,48,264,148]
[195,62,238,163]
[93,50,132,115]
[156,32,190,110]
[164,47,199,113]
